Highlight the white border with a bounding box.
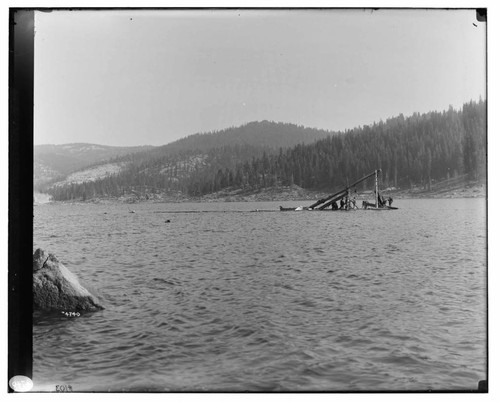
[2,2,497,401]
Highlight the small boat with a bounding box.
[279,206,297,211]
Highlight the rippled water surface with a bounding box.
[32,198,487,391]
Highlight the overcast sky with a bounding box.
[34,8,486,147]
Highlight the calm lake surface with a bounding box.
[32,198,487,392]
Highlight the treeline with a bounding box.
[46,143,272,200]
[154,120,334,153]
[184,100,486,195]
[47,100,486,200]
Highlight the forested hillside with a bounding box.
[45,100,486,201]
[100,120,333,166]
[35,143,155,187]
[183,100,486,195]
[160,120,334,151]
[41,121,334,199]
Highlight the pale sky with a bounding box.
[34,8,486,147]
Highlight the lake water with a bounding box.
[32,198,487,392]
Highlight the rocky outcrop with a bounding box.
[33,248,104,312]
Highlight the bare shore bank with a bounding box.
[35,180,486,206]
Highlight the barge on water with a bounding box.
[279,169,398,212]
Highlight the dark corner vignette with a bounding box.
[475,8,486,22]
[8,8,34,392]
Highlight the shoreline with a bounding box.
[34,182,486,206]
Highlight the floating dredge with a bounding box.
[279,169,398,212]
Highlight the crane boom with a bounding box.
[308,169,381,209]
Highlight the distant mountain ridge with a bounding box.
[35,143,156,186]
[157,120,333,152]
[36,121,334,190]
[107,120,334,165]
[37,103,487,202]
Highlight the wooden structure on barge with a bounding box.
[279,169,398,211]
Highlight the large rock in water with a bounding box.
[33,248,104,312]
